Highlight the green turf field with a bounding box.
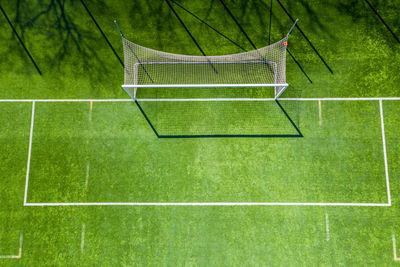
[1,0,400,265]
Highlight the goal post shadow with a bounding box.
[133,98,303,138]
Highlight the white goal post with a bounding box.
[116,19,297,100]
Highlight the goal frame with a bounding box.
[116,19,298,101]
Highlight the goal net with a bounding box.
[122,37,288,100]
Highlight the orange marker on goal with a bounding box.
[284,41,288,46]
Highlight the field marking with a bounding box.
[318,100,322,125]
[136,97,400,102]
[0,97,400,102]
[87,101,92,187]
[24,202,391,207]
[393,234,400,261]
[379,100,391,205]
[24,101,35,205]
[0,99,133,102]
[85,163,90,188]
[81,223,85,254]
[20,98,394,207]
[282,97,400,101]
[325,213,330,241]
[0,234,23,259]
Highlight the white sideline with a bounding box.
[0,234,23,259]
[23,202,391,207]
[23,102,35,205]
[379,100,391,205]
[0,97,400,102]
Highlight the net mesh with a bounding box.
[122,37,288,98]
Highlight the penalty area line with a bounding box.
[24,101,35,205]
[23,202,391,207]
[379,100,391,205]
[86,101,92,187]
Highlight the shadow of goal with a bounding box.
[134,97,302,138]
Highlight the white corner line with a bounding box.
[23,202,391,207]
[24,101,35,205]
[325,213,330,241]
[0,233,23,259]
[393,233,400,261]
[379,100,391,205]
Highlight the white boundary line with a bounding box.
[18,98,394,207]
[23,101,35,205]
[23,202,391,207]
[0,234,23,259]
[379,100,391,205]
[0,97,399,102]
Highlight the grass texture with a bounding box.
[0,0,400,265]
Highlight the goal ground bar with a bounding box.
[122,83,288,88]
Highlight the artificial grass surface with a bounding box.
[0,0,400,265]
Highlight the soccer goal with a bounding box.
[114,20,301,137]
[115,20,298,101]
